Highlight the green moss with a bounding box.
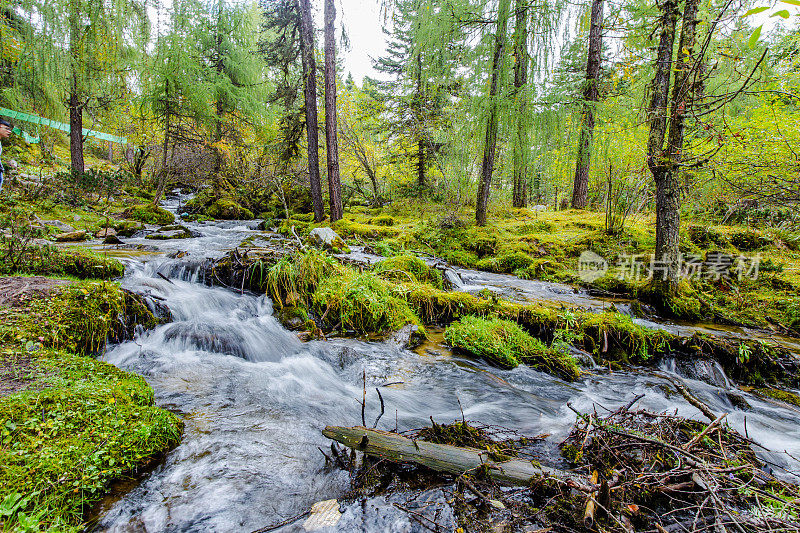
[113,220,145,237]
[266,249,345,308]
[206,198,255,220]
[578,311,671,364]
[0,240,125,279]
[730,230,771,251]
[373,255,443,288]
[0,349,182,531]
[312,272,422,334]
[754,388,800,407]
[370,215,395,226]
[125,204,175,225]
[0,281,158,355]
[476,251,535,274]
[331,219,400,239]
[444,316,579,380]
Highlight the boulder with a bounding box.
[54,230,87,242]
[103,234,124,245]
[38,218,75,233]
[308,227,349,253]
[145,225,194,240]
[95,227,117,239]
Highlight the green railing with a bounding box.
[0,107,127,144]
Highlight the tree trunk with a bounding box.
[570,0,604,209]
[476,0,511,226]
[415,53,426,189]
[69,85,85,174]
[511,0,529,208]
[653,0,700,290]
[298,0,325,222]
[68,0,84,175]
[323,426,583,487]
[324,0,343,222]
[154,108,171,205]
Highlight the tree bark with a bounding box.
[570,0,604,209]
[298,0,325,222]
[68,0,84,175]
[476,0,511,226]
[154,104,171,205]
[415,53,426,189]
[324,0,343,222]
[69,84,85,174]
[511,0,529,208]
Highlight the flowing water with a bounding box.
[94,197,800,532]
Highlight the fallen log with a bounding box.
[322,425,588,488]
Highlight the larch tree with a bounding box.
[476,0,511,226]
[324,0,343,221]
[297,0,325,221]
[15,0,148,173]
[570,0,605,209]
[511,0,530,208]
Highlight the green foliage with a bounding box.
[444,315,579,380]
[125,204,175,225]
[313,272,422,334]
[0,349,182,531]
[0,281,157,355]
[266,249,345,308]
[370,215,395,226]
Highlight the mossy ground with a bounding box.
[0,280,179,531]
[0,348,182,532]
[276,203,799,332]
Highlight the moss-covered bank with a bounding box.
[0,278,180,531]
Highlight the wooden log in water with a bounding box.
[322,425,585,488]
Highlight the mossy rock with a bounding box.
[332,219,400,239]
[126,204,175,225]
[312,272,421,334]
[476,251,535,273]
[206,198,255,220]
[113,220,145,237]
[0,241,124,279]
[444,315,579,380]
[373,255,443,288]
[369,215,395,226]
[687,225,728,247]
[754,387,800,407]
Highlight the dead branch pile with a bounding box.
[561,404,800,532]
[323,403,800,533]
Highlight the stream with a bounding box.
[92,196,800,532]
